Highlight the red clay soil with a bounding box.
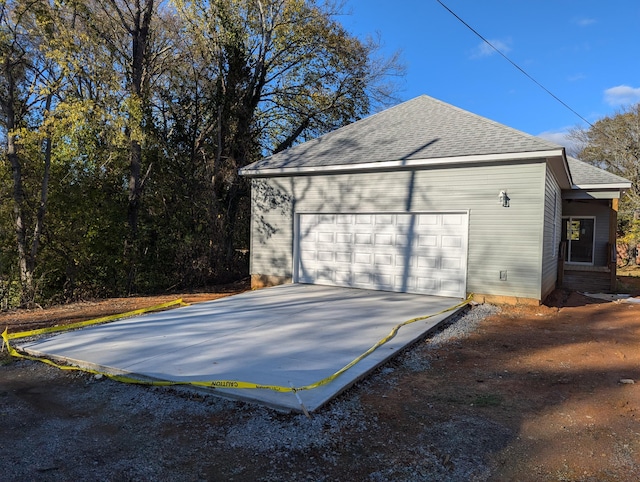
[0,280,249,334]
[383,287,640,480]
[1,275,640,480]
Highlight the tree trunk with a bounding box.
[29,93,53,278]
[7,131,31,300]
[126,0,153,239]
[109,0,154,292]
[3,63,32,303]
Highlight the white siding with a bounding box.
[250,161,548,299]
[541,166,562,299]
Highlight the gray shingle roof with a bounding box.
[243,95,563,172]
[567,157,631,187]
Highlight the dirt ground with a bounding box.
[1,275,640,481]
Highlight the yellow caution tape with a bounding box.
[2,294,473,394]
[3,298,188,341]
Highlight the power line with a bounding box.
[436,0,594,128]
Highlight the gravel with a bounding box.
[1,303,501,481]
[399,303,500,372]
[226,396,373,453]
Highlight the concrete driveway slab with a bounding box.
[18,284,466,412]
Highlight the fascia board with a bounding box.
[572,183,632,190]
[239,149,565,177]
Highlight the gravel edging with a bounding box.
[1,303,500,481]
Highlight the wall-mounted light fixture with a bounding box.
[499,190,510,207]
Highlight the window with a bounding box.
[561,217,595,264]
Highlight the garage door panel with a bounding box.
[395,275,416,290]
[442,257,461,270]
[317,214,336,225]
[375,213,394,224]
[335,251,352,263]
[297,212,467,297]
[316,272,333,284]
[395,255,415,268]
[442,235,462,247]
[317,232,334,243]
[354,233,373,245]
[373,273,393,286]
[440,279,463,296]
[395,215,413,225]
[395,234,411,247]
[353,272,372,284]
[335,271,352,284]
[417,256,437,268]
[418,235,437,247]
[354,253,372,265]
[317,251,333,262]
[443,213,465,225]
[418,214,439,225]
[300,249,317,261]
[374,253,393,266]
[374,233,393,245]
[417,277,438,291]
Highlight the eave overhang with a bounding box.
[239,149,568,180]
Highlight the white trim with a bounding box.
[240,149,565,177]
[572,183,631,190]
[292,213,301,283]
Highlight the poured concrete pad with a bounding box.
[18,284,465,412]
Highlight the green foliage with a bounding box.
[619,219,640,246]
[571,103,640,240]
[0,0,403,308]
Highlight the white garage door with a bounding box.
[296,212,468,297]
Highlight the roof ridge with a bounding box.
[276,94,560,153]
[245,95,567,172]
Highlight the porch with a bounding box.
[561,265,614,293]
[560,195,619,294]
[557,242,617,293]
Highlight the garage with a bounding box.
[296,212,468,297]
[243,96,627,302]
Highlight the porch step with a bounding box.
[562,270,612,293]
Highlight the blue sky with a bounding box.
[339,0,640,153]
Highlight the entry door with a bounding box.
[296,212,468,297]
[562,217,595,264]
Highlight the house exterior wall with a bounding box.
[562,199,611,267]
[250,160,549,300]
[541,166,562,299]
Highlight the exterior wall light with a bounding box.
[499,190,510,207]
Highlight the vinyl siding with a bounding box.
[250,161,548,299]
[562,199,611,267]
[541,166,562,299]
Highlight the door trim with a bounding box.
[562,216,596,266]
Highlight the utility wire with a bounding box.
[436,0,594,128]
